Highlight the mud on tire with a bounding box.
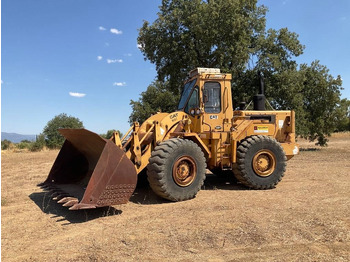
[147,138,206,201]
[234,135,287,189]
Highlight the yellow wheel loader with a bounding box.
[38,68,299,210]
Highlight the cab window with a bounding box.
[178,79,196,110]
[184,87,199,113]
[204,82,221,113]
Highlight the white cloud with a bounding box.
[110,28,123,35]
[97,56,103,61]
[137,43,142,50]
[124,53,132,57]
[69,92,86,98]
[113,82,126,87]
[99,26,106,31]
[107,59,123,64]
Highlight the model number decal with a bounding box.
[209,115,218,120]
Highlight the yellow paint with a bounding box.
[118,68,298,174]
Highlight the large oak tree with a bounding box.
[136,0,345,145]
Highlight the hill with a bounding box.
[1,132,36,143]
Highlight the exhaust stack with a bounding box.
[253,71,266,111]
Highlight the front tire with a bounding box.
[147,138,206,201]
[234,135,287,189]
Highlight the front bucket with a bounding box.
[38,129,137,210]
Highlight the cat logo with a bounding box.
[209,115,218,120]
[169,113,178,122]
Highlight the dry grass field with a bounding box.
[2,133,350,261]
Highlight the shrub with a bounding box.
[30,134,46,152]
[1,140,12,150]
[16,140,33,150]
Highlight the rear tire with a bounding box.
[147,138,206,201]
[234,135,286,189]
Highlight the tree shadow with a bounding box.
[300,147,321,152]
[29,192,122,225]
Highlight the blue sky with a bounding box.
[2,0,349,135]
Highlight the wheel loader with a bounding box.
[38,68,299,210]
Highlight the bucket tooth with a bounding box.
[69,203,97,210]
[62,199,79,207]
[54,194,70,201]
[57,197,77,204]
[69,205,80,211]
[51,192,61,198]
[52,196,61,201]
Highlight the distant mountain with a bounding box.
[1,132,36,143]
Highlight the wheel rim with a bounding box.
[252,150,276,177]
[172,156,197,187]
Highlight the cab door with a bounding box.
[202,81,223,132]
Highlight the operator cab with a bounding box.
[178,68,223,115]
[177,68,233,132]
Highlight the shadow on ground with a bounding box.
[29,192,122,225]
[129,172,247,205]
[30,172,246,219]
[300,147,321,152]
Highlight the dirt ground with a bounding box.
[2,133,350,262]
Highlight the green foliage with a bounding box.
[334,98,350,132]
[236,61,344,146]
[1,139,12,150]
[138,0,268,93]
[100,130,124,139]
[136,0,346,146]
[30,134,46,152]
[129,81,180,124]
[297,61,343,145]
[253,28,304,72]
[16,140,32,150]
[43,113,84,149]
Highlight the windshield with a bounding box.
[177,79,197,110]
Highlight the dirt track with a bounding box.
[2,133,350,261]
